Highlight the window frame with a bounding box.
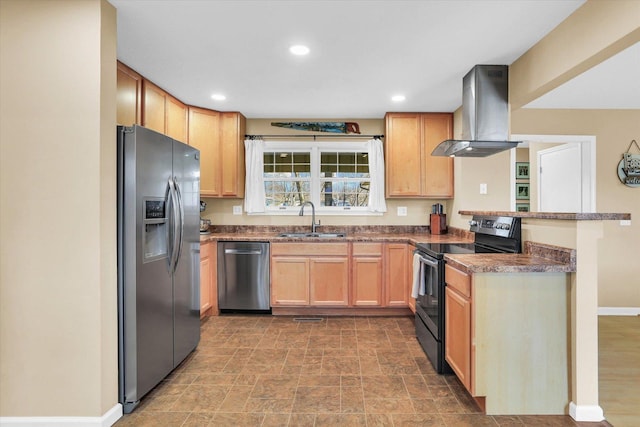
[261,140,377,215]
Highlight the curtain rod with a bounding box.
[245,134,383,140]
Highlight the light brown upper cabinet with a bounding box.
[188,108,246,198]
[142,80,188,143]
[219,112,246,198]
[385,112,453,198]
[116,61,142,126]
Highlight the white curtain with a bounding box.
[243,138,266,213]
[366,138,387,213]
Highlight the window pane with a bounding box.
[320,180,369,207]
[274,164,291,173]
[321,164,337,176]
[321,152,337,164]
[293,153,310,163]
[339,153,356,164]
[356,164,369,175]
[339,164,356,174]
[265,180,310,207]
[275,152,293,163]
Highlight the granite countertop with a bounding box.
[199,229,473,246]
[199,226,575,273]
[444,253,575,274]
[458,210,631,221]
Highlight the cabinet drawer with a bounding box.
[200,241,210,259]
[271,242,348,256]
[445,264,471,298]
[352,242,383,256]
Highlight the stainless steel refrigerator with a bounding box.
[117,125,200,413]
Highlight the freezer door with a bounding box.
[172,139,201,366]
[118,125,174,411]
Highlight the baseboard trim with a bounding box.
[0,403,122,427]
[598,307,640,316]
[569,402,604,422]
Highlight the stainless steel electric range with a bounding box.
[413,215,522,374]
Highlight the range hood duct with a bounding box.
[432,65,520,157]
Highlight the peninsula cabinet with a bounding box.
[444,265,472,390]
[271,243,349,307]
[188,107,246,198]
[351,243,383,306]
[384,112,453,198]
[142,80,188,143]
[444,264,570,415]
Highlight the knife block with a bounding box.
[430,214,447,235]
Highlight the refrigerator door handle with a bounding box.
[165,177,175,273]
[167,176,180,274]
[173,176,185,269]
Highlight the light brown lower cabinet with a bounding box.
[271,243,349,307]
[444,263,571,415]
[199,241,217,317]
[271,242,410,309]
[271,257,310,306]
[310,258,349,306]
[445,286,472,390]
[351,243,383,306]
[384,243,410,307]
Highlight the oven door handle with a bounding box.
[417,254,438,268]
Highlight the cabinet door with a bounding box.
[351,257,383,306]
[188,107,221,196]
[142,80,167,134]
[384,243,409,307]
[271,257,309,306]
[200,242,212,317]
[310,257,349,306]
[166,95,188,143]
[116,61,142,126]
[220,112,246,197]
[445,287,472,391]
[422,114,453,197]
[385,113,422,197]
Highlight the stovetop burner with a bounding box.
[415,242,502,259]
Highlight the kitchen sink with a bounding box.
[277,232,347,238]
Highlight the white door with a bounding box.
[538,143,582,212]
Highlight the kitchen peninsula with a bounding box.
[456,210,631,421]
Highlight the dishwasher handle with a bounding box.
[224,248,263,255]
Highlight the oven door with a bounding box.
[415,251,443,339]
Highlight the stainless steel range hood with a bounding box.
[432,65,520,157]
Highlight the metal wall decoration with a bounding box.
[271,122,361,134]
[617,139,640,188]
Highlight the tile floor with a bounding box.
[115,315,612,426]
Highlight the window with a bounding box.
[262,141,371,213]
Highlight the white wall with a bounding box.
[0,0,118,417]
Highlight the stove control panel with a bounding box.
[469,215,521,238]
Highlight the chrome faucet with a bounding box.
[299,201,320,233]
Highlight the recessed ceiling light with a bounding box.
[289,45,310,56]
[391,95,406,102]
[211,94,226,101]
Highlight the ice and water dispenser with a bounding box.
[143,198,168,262]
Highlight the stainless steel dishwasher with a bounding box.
[217,241,270,312]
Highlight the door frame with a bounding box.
[510,134,596,213]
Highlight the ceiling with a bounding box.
[108,0,635,119]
